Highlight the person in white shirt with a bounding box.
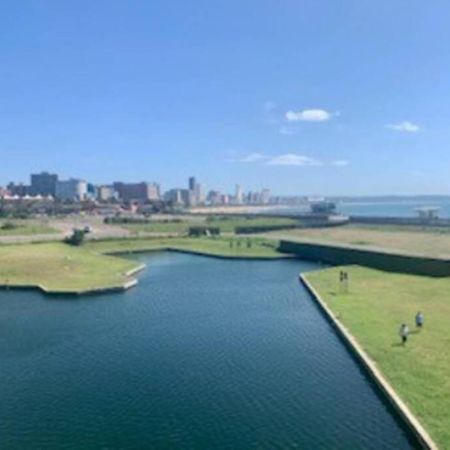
[399,324,409,345]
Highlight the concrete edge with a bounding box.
[0,280,138,296]
[299,273,439,450]
[125,263,147,277]
[0,264,146,297]
[103,246,294,261]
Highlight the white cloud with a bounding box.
[240,152,267,162]
[286,109,333,122]
[387,121,420,133]
[266,153,322,167]
[332,160,349,167]
[226,152,267,163]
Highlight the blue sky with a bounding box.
[1,0,450,195]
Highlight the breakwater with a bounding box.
[349,215,450,227]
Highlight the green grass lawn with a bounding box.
[85,236,286,259]
[306,266,450,449]
[0,220,59,236]
[0,237,286,294]
[0,242,138,293]
[266,223,450,258]
[121,216,298,234]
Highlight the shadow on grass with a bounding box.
[391,342,405,347]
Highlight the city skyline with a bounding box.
[3,170,274,206]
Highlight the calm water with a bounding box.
[0,253,418,449]
[337,199,450,218]
[270,197,450,218]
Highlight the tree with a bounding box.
[65,229,86,246]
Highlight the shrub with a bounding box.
[0,221,18,230]
[65,229,86,246]
[188,226,221,237]
[235,224,297,234]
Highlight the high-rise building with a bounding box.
[113,182,160,202]
[7,182,33,197]
[195,183,206,204]
[55,179,88,202]
[164,188,184,205]
[147,182,161,201]
[207,190,222,205]
[261,188,271,204]
[31,172,58,197]
[187,177,205,206]
[97,185,118,202]
[235,184,243,204]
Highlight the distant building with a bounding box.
[310,200,336,215]
[55,179,88,202]
[164,188,184,205]
[97,185,118,202]
[195,183,206,204]
[113,182,160,202]
[7,182,33,197]
[261,188,271,204]
[235,185,243,204]
[187,176,206,206]
[147,182,161,201]
[180,189,191,205]
[86,183,97,200]
[207,190,222,205]
[31,172,58,196]
[247,191,261,204]
[415,207,440,221]
[187,177,197,206]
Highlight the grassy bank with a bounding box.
[306,266,450,448]
[266,223,450,258]
[0,242,138,293]
[85,236,286,259]
[120,216,297,235]
[0,237,286,294]
[0,220,58,236]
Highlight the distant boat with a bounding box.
[309,200,337,215]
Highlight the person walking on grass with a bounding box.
[399,324,409,345]
[415,311,424,329]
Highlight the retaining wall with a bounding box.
[279,240,450,277]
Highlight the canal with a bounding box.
[0,252,419,449]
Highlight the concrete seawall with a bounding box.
[279,240,450,277]
[349,215,450,228]
[299,274,438,450]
